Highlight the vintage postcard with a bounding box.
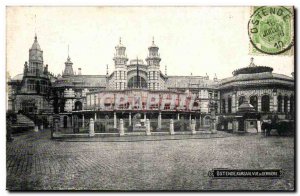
[6,6,295,191]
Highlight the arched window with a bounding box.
[290,95,294,114]
[284,95,289,113]
[74,101,83,111]
[128,76,147,88]
[277,95,282,112]
[228,97,232,113]
[250,95,258,111]
[261,95,270,112]
[238,96,246,106]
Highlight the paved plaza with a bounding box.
[6,129,294,191]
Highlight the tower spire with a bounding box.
[119,37,122,44]
[106,64,109,75]
[34,14,37,40]
[152,36,155,45]
[68,44,70,59]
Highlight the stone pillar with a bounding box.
[177,113,180,120]
[287,99,290,113]
[144,113,146,121]
[82,114,85,128]
[232,120,237,132]
[257,120,261,133]
[189,114,192,125]
[34,125,39,132]
[191,119,196,135]
[94,113,97,121]
[210,119,217,134]
[158,112,161,129]
[89,118,95,137]
[146,119,151,136]
[119,119,124,136]
[114,112,117,129]
[129,112,132,126]
[258,96,262,112]
[232,94,236,113]
[273,95,277,112]
[169,119,174,135]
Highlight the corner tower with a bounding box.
[113,38,128,90]
[28,34,44,76]
[146,37,161,90]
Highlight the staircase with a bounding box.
[13,114,35,128]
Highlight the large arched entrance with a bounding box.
[128,76,147,88]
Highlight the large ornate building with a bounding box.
[7,33,295,130]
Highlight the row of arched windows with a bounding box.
[222,94,294,114]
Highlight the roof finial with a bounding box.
[34,14,37,40]
[119,37,122,44]
[152,36,155,44]
[67,44,71,61]
[106,64,109,75]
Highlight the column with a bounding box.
[146,119,151,136]
[191,119,196,135]
[232,94,236,113]
[144,113,146,121]
[257,120,261,133]
[177,113,180,120]
[258,96,262,112]
[94,113,97,121]
[199,115,202,128]
[189,114,192,127]
[158,112,161,129]
[287,99,290,113]
[129,112,132,126]
[119,119,124,136]
[169,119,174,135]
[82,114,85,128]
[89,118,95,137]
[114,112,117,129]
[273,95,278,112]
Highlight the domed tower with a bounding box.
[113,38,128,90]
[62,46,74,76]
[146,37,161,90]
[28,34,44,76]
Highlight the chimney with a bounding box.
[78,68,82,75]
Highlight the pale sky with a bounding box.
[6,6,294,79]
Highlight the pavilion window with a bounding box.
[250,96,258,111]
[228,97,232,113]
[238,96,246,106]
[261,95,270,112]
[277,95,282,112]
[284,96,288,114]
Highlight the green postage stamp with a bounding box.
[248,6,294,55]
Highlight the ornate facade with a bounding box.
[7,34,295,129]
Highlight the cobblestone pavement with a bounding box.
[6,129,294,191]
